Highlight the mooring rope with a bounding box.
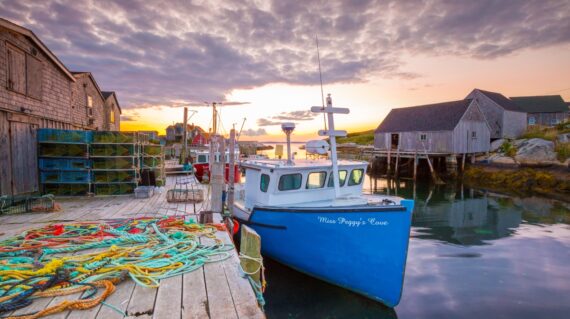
[0,216,233,318]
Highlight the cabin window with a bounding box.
[260,174,270,192]
[306,171,327,189]
[471,131,477,139]
[110,110,115,124]
[328,170,347,187]
[348,169,364,186]
[419,134,427,141]
[278,173,302,191]
[198,154,207,163]
[87,95,93,108]
[528,116,536,125]
[550,118,558,126]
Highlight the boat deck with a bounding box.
[0,176,265,319]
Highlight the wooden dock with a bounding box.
[0,176,265,319]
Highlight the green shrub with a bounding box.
[555,142,570,162]
[499,140,517,157]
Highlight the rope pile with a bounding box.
[0,217,232,318]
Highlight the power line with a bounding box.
[542,86,570,95]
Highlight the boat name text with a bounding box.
[317,216,389,227]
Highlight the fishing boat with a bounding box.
[232,95,414,307]
[191,149,241,183]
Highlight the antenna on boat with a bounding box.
[315,35,327,131]
[281,122,295,165]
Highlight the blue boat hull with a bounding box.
[240,200,414,307]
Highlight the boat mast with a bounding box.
[311,95,349,197]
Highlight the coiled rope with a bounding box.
[0,216,232,318]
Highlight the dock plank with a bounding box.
[125,285,157,318]
[202,236,238,319]
[181,269,208,319]
[152,277,182,319]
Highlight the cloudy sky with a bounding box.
[2,0,569,140]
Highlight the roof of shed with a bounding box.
[375,99,472,133]
[510,95,568,113]
[473,89,521,111]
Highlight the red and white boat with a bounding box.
[191,149,240,183]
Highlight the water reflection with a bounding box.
[264,177,570,319]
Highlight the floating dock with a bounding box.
[0,175,265,319]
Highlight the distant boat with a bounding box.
[232,95,414,307]
[191,149,241,183]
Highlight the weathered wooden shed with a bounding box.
[465,89,527,139]
[510,95,568,126]
[374,99,490,154]
[0,18,121,196]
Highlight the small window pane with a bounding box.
[260,174,270,192]
[198,155,207,163]
[87,95,93,107]
[528,117,536,125]
[306,171,326,189]
[328,170,347,187]
[348,169,364,186]
[419,134,427,141]
[278,173,302,191]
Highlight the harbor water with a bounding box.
[256,150,570,318]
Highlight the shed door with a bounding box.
[391,133,399,150]
[10,122,38,194]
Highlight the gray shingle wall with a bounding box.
[70,74,106,130]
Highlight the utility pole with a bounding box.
[182,107,188,163]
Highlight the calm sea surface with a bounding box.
[258,143,570,319]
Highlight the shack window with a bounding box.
[328,170,347,187]
[26,54,43,100]
[471,131,477,138]
[6,43,26,94]
[278,173,302,191]
[306,171,326,189]
[87,95,93,108]
[528,116,536,125]
[260,174,270,192]
[110,110,115,123]
[419,134,427,141]
[550,118,558,126]
[198,154,207,163]
[348,169,364,186]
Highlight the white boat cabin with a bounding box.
[238,159,368,210]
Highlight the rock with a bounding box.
[557,133,570,143]
[490,139,505,152]
[488,154,516,165]
[513,139,527,147]
[514,138,556,164]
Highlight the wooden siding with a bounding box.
[374,100,490,154]
[502,110,527,139]
[9,120,38,194]
[466,90,503,139]
[0,110,77,196]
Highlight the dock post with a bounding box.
[387,150,391,176]
[426,155,438,184]
[413,152,418,181]
[210,135,225,217]
[240,225,262,287]
[394,149,400,179]
[462,153,466,172]
[228,129,236,216]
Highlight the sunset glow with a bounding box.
[3,0,568,141]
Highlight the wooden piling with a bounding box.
[462,153,466,172]
[210,135,225,214]
[413,153,418,181]
[228,129,236,216]
[240,225,262,287]
[394,149,400,179]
